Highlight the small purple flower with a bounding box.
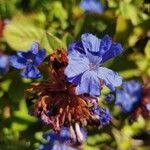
[10,42,46,79]
[115,80,142,113]
[0,54,9,77]
[92,104,111,126]
[80,0,103,14]
[39,127,87,150]
[65,33,123,96]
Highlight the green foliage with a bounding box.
[145,40,150,60]
[0,0,17,19]
[4,13,66,54]
[0,0,150,149]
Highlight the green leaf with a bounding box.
[119,69,140,78]
[4,14,66,54]
[74,13,116,38]
[119,1,148,25]
[8,74,28,104]
[144,40,150,59]
[62,33,74,46]
[51,1,68,21]
[107,0,118,8]
[0,0,17,19]
[115,16,133,46]
[128,26,143,47]
[0,79,11,92]
[45,32,66,50]
[4,19,45,50]
[11,99,37,132]
[132,0,144,7]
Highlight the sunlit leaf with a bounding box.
[45,32,66,50]
[119,1,148,25]
[4,19,44,50]
[115,16,133,46]
[4,13,66,54]
[144,40,150,59]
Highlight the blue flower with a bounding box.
[0,54,9,77]
[92,104,111,126]
[39,127,87,150]
[39,143,77,150]
[65,33,123,96]
[80,0,103,14]
[10,42,46,79]
[115,80,142,113]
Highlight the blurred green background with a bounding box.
[0,0,150,149]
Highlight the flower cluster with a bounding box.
[9,33,123,149]
[26,48,112,132]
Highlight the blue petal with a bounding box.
[76,71,100,96]
[33,49,46,65]
[39,144,53,150]
[0,55,9,75]
[92,105,111,126]
[40,127,86,150]
[80,0,103,14]
[65,51,89,78]
[100,108,111,125]
[123,80,142,95]
[99,34,112,56]
[115,90,134,113]
[17,51,34,60]
[68,41,85,55]
[101,42,123,63]
[0,55,9,68]
[21,65,41,79]
[81,33,100,53]
[67,73,83,85]
[10,55,27,69]
[52,143,77,150]
[115,81,142,113]
[97,67,122,91]
[81,33,102,64]
[30,42,39,54]
[86,52,102,65]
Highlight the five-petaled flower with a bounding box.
[10,42,46,79]
[115,80,142,113]
[65,33,123,96]
[80,0,103,14]
[39,127,87,150]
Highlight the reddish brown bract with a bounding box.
[26,50,98,131]
[131,88,150,119]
